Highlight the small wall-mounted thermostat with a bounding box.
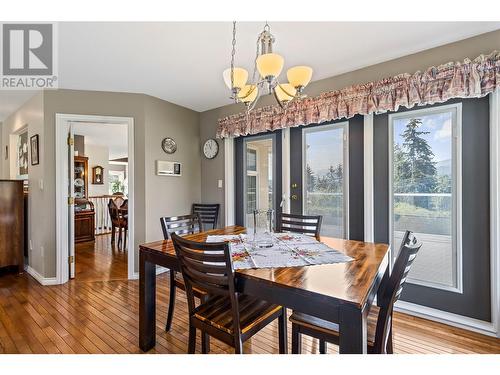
[156,160,182,176]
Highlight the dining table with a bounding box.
[139,225,390,354]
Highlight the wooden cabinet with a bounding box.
[74,156,95,243]
[0,180,24,272]
[75,209,95,243]
[74,156,88,200]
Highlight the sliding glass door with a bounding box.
[234,131,282,229]
[302,123,348,238]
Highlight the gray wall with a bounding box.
[144,95,201,243]
[1,93,46,275]
[199,29,500,225]
[2,89,201,278]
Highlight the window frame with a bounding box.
[302,121,350,239]
[388,103,463,294]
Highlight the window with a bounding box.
[246,175,257,214]
[244,137,274,227]
[246,148,257,172]
[109,170,126,195]
[389,104,461,292]
[303,122,348,238]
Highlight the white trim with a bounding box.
[25,265,58,286]
[131,267,169,281]
[55,114,135,284]
[363,114,374,242]
[489,89,500,338]
[281,128,291,214]
[224,138,235,226]
[388,103,463,294]
[395,300,497,337]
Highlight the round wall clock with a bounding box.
[161,137,177,154]
[203,139,219,159]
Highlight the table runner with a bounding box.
[206,232,353,270]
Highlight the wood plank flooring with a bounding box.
[75,234,128,282]
[1,272,499,354]
[0,234,499,354]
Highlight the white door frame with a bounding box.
[55,113,135,284]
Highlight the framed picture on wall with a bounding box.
[30,134,40,166]
[17,131,29,178]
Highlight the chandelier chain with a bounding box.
[230,21,237,93]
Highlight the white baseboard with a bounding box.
[130,266,169,280]
[25,265,58,286]
[395,300,498,337]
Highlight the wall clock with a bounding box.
[203,139,219,159]
[161,137,177,154]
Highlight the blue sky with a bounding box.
[394,111,452,163]
[305,111,452,177]
[305,126,344,176]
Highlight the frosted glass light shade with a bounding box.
[256,53,284,78]
[287,66,313,88]
[238,85,258,103]
[223,67,248,89]
[275,83,297,102]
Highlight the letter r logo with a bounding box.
[2,24,53,75]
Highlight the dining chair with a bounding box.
[159,214,206,335]
[191,203,220,231]
[277,213,323,241]
[108,198,127,247]
[171,232,288,354]
[289,230,421,354]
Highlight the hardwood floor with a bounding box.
[75,233,128,282]
[0,270,499,354]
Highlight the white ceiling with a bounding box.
[1,22,499,121]
[73,122,128,160]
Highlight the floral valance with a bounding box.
[216,51,500,138]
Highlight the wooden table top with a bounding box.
[139,226,390,309]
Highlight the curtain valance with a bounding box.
[216,51,500,138]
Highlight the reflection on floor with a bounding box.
[75,233,127,282]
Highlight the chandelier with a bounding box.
[223,22,313,112]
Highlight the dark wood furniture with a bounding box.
[289,230,421,354]
[160,214,201,239]
[74,199,96,243]
[139,226,390,353]
[0,180,25,273]
[108,198,128,247]
[277,213,322,241]
[171,233,287,354]
[159,214,205,333]
[74,156,95,243]
[191,203,220,231]
[74,156,88,199]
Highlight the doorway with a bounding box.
[235,131,282,229]
[55,114,135,284]
[287,116,364,240]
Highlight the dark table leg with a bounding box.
[139,252,156,351]
[338,304,367,354]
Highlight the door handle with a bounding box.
[291,194,298,200]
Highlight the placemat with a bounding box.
[206,232,353,270]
